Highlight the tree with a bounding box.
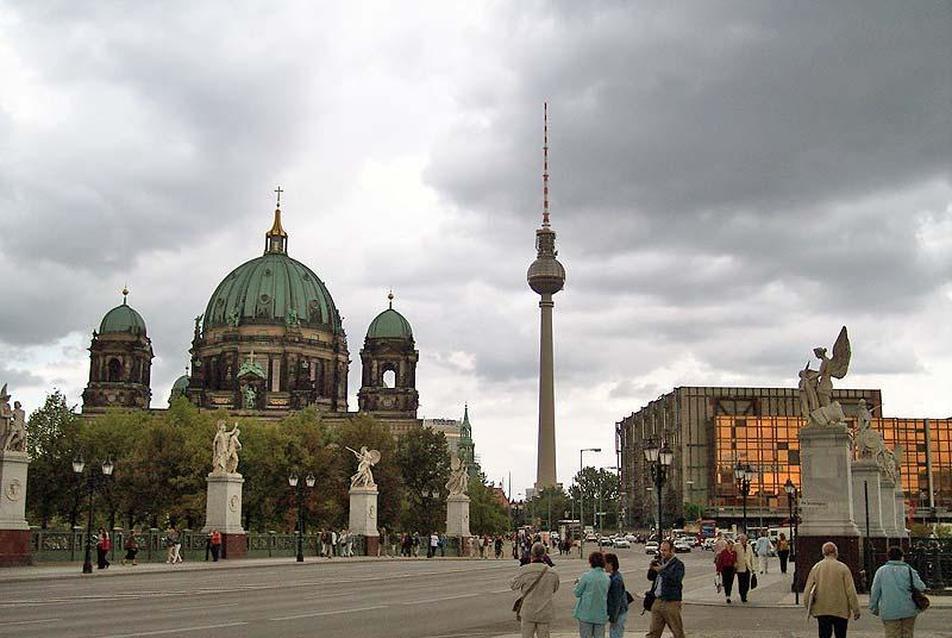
[527,485,571,530]
[395,425,450,534]
[467,469,509,535]
[568,467,620,530]
[25,391,82,528]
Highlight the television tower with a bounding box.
[527,103,565,491]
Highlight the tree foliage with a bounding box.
[395,425,450,533]
[25,391,82,528]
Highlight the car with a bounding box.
[624,534,638,543]
[673,539,692,553]
[644,541,659,554]
[701,538,716,551]
[612,538,630,548]
[599,537,615,547]
[585,534,597,543]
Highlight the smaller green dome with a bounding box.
[367,307,413,341]
[171,375,190,391]
[100,301,148,336]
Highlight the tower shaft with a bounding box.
[535,294,557,489]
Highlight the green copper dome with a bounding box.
[203,252,342,333]
[366,306,413,341]
[99,300,148,336]
[171,374,190,391]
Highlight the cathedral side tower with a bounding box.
[358,293,419,418]
[82,287,154,412]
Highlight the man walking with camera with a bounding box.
[646,539,686,638]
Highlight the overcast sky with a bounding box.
[1,1,949,496]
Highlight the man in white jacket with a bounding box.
[510,543,560,638]
[754,534,774,574]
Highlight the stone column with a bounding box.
[850,459,886,537]
[795,424,860,591]
[0,451,31,566]
[349,486,379,556]
[202,473,246,558]
[879,478,898,538]
[446,494,471,538]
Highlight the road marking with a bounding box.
[270,604,388,621]
[97,622,249,637]
[0,617,61,626]
[163,602,239,612]
[398,593,478,605]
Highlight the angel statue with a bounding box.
[347,446,381,489]
[445,456,469,497]
[853,399,886,460]
[798,326,851,426]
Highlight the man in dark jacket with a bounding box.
[646,540,685,638]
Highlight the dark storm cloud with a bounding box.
[0,364,44,390]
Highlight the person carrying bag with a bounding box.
[510,542,560,638]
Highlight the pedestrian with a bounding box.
[121,529,139,566]
[165,526,176,563]
[734,534,756,603]
[172,527,183,564]
[495,535,504,559]
[511,542,560,638]
[604,553,629,638]
[96,527,111,569]
[429,532,439,558]
[210,528,222,562]
[803,542,861,638]
[869,546,927,638]
[345,529,354,557]
[479,535,486,559]
[573,551,610,638]
[646,539,686,638]
[777,533,791,574]
[715,538,738,604]
[755,534,774,574]
[439,534,446,557]
[712,532,727,557]
[331,529,339,557]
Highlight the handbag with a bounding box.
[909,566,930,611]
[641,590,656,615]
[751,572,758,590]
[625,590,635,605]
[513,566,548,621]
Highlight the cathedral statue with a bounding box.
[347,446,380,489]
[0,384,12,450]
[242,385,256,410]
[798,326,851,426]
[854,399,886,460]
[446,456,469,497]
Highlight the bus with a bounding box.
[698,519,717,539]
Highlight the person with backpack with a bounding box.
[869,546,928,638]
[510,542,560,638]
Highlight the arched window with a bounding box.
[107,358,122,382]
[383,369,396,388]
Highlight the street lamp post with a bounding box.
[643,440,673,545]
[288,472,316,563]
[784,478,799,604]
[72,457,115,574]
[578,448,601,530]
[735,462,754,534]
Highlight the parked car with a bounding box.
[585,534,597,543]
[599,537,615,547]
[612,538,631,549]
[673,539,692,553]
[624,534,638,543]
[644,541,659,555]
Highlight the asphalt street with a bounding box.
[0,549,948,638]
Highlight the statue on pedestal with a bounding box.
[5,401,26,452]
[347,446,380,489]
[212,421,241,474]
[798,326,851,426]
[446,456,469,496]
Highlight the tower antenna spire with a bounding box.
[542,102,550,228]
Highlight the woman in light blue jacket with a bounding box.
[869,546,927,637]
[574,551,610,638]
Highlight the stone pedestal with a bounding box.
[446,494,471,537]
[202,473,245,558]
[894,489,908,538]
[348,487,379,538]
[0,451,30,566]
[850,459,886,537]
[794,535,862,593]
[798,424,860,537]
[879,479,899,538]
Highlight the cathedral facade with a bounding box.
[82,199,434,434]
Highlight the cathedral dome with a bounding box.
[99,293,148,336]
[202,209,342,334]
[366,293,413,340]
